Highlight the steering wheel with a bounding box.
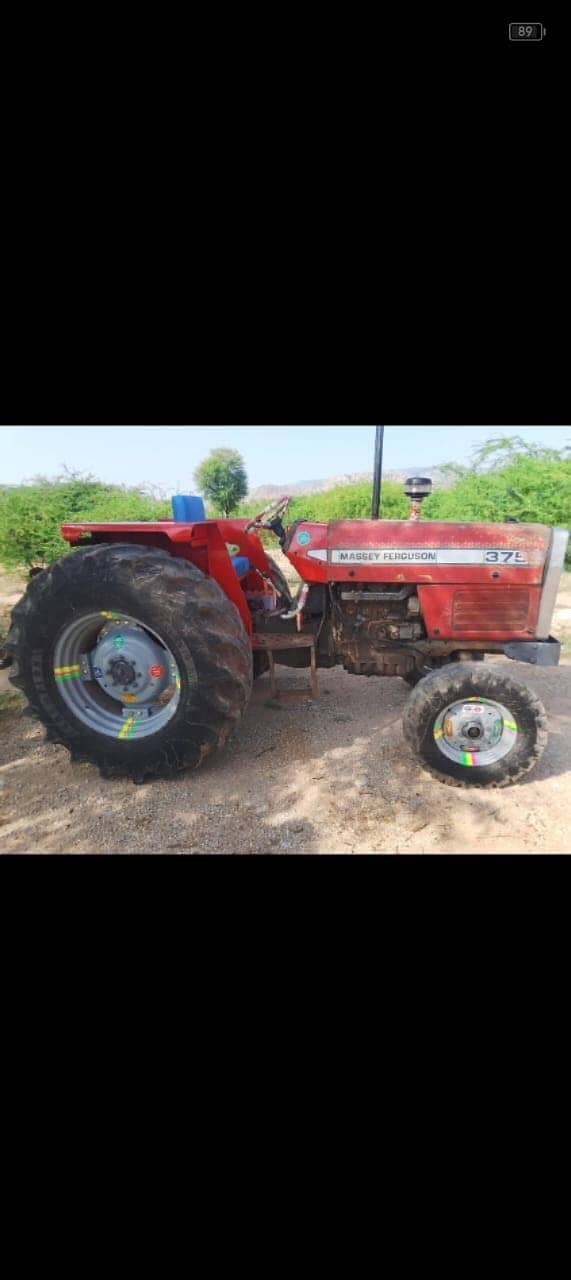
[244,496,290,534]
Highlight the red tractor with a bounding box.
[7,430,568,787]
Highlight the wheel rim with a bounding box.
[433,697,518,768]
[52,611,188,741]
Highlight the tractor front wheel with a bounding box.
[402,659,449,688]
[7,544,253,782]
[402,662,548,788]
[402,653,485,688]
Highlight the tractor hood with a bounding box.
[285,519,568,642]
[285,519,553,586]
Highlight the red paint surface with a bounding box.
[417,584,541,641]
[285,520,551,585]
[285,518,550,640]
[60,518,278,635]
[61,516,552,645]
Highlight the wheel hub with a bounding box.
[91,623,171,705]
[434,697,518,767]
[109,657,137,687]
[52,611,184,742]
[465,724,483,740]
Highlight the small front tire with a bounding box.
[402,662,548,788]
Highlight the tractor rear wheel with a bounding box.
[402,662,548,788]
[7,544,253,782]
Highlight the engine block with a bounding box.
[333,584,425,676]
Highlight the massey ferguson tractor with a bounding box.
[7,428,568,788]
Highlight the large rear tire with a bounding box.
[402,662,548,788]
[7,544,253,782]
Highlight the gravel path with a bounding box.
[1,566,570,855]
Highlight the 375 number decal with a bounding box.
[485,550,528,565]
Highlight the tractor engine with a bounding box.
[331,582,425,678]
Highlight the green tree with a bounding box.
[468,435,567,472]
[194,448,248,517]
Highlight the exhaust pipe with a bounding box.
[371,425,385,520]
[371,427,433,521]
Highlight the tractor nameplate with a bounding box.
[330,548,531,566]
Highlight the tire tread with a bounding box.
[402,662,548,788]
[7,544,253,781]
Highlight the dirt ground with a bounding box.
[1,561,571,855]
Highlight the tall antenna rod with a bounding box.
[371,425,385,519]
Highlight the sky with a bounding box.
[0,426,568,493]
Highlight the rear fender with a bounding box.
[60,519,277,635]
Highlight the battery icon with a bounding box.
[509,23,545,40]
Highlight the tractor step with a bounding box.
[252,633,318,701]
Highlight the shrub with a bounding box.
[236,441,570,565]
[1,438,569,572]
[0,476,170,570]
[238,480,408,527]
[423,453,571,563]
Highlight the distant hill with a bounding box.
[248,467,454,502]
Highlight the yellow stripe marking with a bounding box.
[54,664,81,675]
[118,716,136,740]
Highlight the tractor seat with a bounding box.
[171,497,250,579]
[171,494,207,523]
[231,556,250,578]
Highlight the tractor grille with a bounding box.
[452,588,531,632]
